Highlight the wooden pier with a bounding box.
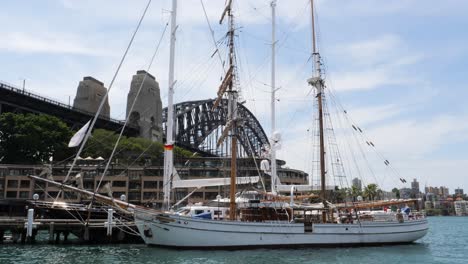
[0,217,143,244]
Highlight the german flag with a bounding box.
[164,144,174,151]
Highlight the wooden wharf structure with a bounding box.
[0,216,142,244]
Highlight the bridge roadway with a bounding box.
[0,81,139,135]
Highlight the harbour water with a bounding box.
[0,217,466,264]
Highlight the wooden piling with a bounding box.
[48,222,54,244]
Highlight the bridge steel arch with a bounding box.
[162,99,269,157]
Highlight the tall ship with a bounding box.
[30,0,428,248]
[131,0,429,248]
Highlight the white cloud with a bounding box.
[326,34,424,92]
[0,32,109,55]
[366,114,468,159]
[343,104,403,127]
[333,34,402,66]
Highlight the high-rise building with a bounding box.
[440,186,450,197]
[411,178,420,197]
[425,185,450,198]
[352,177,362,191]
[455,188,464,196]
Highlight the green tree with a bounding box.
[351,185,362,201]
[363,183,379,201]
[0,113,72,164]
[392,187,400,199]
[82,129,194,164]
[333,187,350,203]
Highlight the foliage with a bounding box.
[363,183,379,201]
[82,129,194,165]
[0,113,73,164]
[392,187,401,199]
[350,185,362,201]
[425,208,442,216]
[333,187,349,203]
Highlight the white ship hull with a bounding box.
[134,210,428,248]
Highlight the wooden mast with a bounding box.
[309,0,326,201]
[220,0,238,220]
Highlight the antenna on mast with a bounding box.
[311,0,317,54]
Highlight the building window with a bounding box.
[9,169,20,176]
[0,168,8,176]
[143,192,156,200]
[83,181,94,190]
[113,192,126,199]
[128,192,140,201]
[20,180,30,188]
[6,191,17,198]
[7,180,18,188]
[19,191,30,199]
[129,182,141,190]
[143,181,158,189]
[113,181,126,187]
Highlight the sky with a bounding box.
[1,0,468,192]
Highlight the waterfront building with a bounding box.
[351,177,362,191]
[0,157,308,207]
[381,191,396,200]
[426,192,435,202]
[399,188,412,199]
[424,201,432,209]
[454,200,468,216]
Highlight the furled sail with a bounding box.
[68,120,91,147]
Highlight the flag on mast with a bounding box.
[68,120,91,147]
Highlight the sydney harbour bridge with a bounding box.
[0,81,269,158]
[162,99,269,158]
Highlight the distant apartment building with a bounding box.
[352,177,362,191]
[411,178,420,197]
[455,188,464,196]
[399,188,412,199]
[426,192,435,202]
[440,186,450,197]
[380,191,396,200]
[424,186,450,198]
[454,200,468,216]
[0,157,309,208]
[424,201,432,209]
